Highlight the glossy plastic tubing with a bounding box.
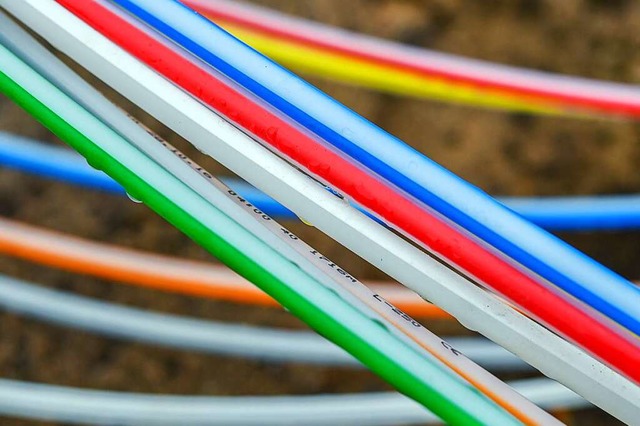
[0,44,515,424]
[3,132,640,230]
[0,378,586,426]
[111,0,640,337]
[70,0,640,383]
[9,1,637,420]
[0,215,452,320]
[185,0,640,118]
[6,11,570,422]
[0,131,296,216]
[5,18,559,422]
[0,272,525,370]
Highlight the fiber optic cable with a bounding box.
[68,0,640,384]
[0,43,513,424]
[0,378,586,426]
[8,1,637,418]
[0,215,446,319]
[0,271,526,371]
[107,0,640,344]
[186,0,640,119]
[0,18,550,421]
[3,132,639,231]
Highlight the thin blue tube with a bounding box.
[3,131,640,230]
[0,131,123,193]
[501,196,640,231]
[109,0,640,336]
[0,131,296,215]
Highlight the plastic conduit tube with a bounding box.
[0,45,516,425]
[0,131,297,216]
[214,23,562,116]
[3,132,640,231]
[0,20,551,422]
[217,26,561,116]
[0,272,526,371]
[0,378,587,426]
[0,39,504,421]
[0,214,637,331]
[8,1,637,419]
[185,0,640,118]
[0,215,449,320]
[66,0,640,383]
[191,3,562,117]
[110,0,640,340]
[0,8,454,379]
[0,43,502,424]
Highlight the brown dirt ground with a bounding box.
[1,0,639,424]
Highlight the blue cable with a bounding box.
[109,0,640,336]
[501,196,640,231]
[0,132,123,193]
[3,131,640,230]
[0,131,294,216]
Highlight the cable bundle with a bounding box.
[2,131,640,231]
[96,0,640,355]
[0,8,549,423]
[187,0,640,119]
[50,0,640,384]
[0,0,638,424]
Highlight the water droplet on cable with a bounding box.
[126,192,143,204]
[298,216,315,227]
[342,128,355,139]
[85,157,101,171]
[266,126,279,143]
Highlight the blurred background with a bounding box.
[1,0,639,424]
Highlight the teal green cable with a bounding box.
[0,42,519,425]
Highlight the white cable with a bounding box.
[4,0,637,421]
[0,272,527,370]
[0,378,587,426]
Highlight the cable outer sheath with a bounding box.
[0,272,366,365]
[185,0,640,118]
[1,20,551,421]
[0,8,451,376]
[199,19,564,116]
[0,215,448,319]
[0,50,484,424]
[0,211,637,331]
[0,270,526,370]
[0,131,124,193]
[111,0,640,340]
[3,132,640,231]
[8,1,637,419]
[0,45,514,424]
[0,378,587,426]
[72,0,640,383]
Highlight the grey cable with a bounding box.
[0,274,528,371]
[0,378,586,425]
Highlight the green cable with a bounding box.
[0,42,519,425]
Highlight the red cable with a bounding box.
[186,1,640,118]
[59,0,640,383]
